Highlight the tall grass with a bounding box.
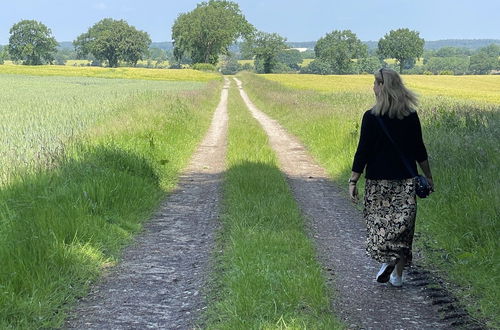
[239,72,499,328]
[0,75,208,185]
[0,77,222,328]
[203,84,342,329]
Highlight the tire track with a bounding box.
[233,77,451,330]
[65,78,230,329]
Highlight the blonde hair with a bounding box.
[372,68,418,119]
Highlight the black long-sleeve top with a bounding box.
[352,109,428,180]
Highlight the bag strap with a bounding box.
[374,114,418,177]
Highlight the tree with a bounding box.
[8,20,57,65]
[246,31,287,73]
[468,44,500,74]
[74,18,151,67]
[172,0,253,65]
[314,30,367,74]
[426,57,470,75]
[301,59,333,75]
[276,49,303,71]
[0,46,6,64]
[378,28,424,73]
[358,56,383,74]
[220,53,243,74]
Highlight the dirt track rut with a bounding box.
[65,78,229,329]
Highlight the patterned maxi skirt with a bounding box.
[364,178,417,264]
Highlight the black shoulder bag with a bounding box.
[375,115,432,198]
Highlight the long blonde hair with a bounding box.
[372,68,418,119]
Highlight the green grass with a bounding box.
[0,74,209,185]
[203,83,342,329]
[238,72,499,328]
[0,78,222,328]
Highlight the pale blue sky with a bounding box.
[0,0,499,44]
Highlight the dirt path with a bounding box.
[233,77,478,330]
[65,78,230,329]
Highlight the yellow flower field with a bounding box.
[261,74,500,104]
[0,64,220,82]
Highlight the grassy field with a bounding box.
[204,84,341,329]
[239,72,499,328]
[0,75,210,185]
[262,74,500,104]
[0,70,222,328]
[0,64,218,81]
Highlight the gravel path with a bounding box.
[65,78,230,329]
[233,77,481,330]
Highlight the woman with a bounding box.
[349,68,433,287]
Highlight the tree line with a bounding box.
[0,0,498,75]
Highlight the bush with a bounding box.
[192,63,216,71]
[220,57,242,75]
[241,63,254,71]
[300,59,333,75]
[358,56,382,74]
[439,70,454,75]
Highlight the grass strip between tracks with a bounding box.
[204,83,342,329]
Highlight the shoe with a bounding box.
[389,272,403,287]
[376,263,395,283]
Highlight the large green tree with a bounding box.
[74,18,151,67]
[246,31,287,73]
[314,30,367,74]
[469,44,500,74]
[378,28,424,73]
[8,20,58,65]
[172,0,253,65]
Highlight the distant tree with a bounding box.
[434,46,472,57]
[426,57,470,75]
[315,30,367,74]
[74,18,151,67]
[246,31,287,73]
[300,59,333,75]
[0,46,6,64]
[172,0,254,65]
[358,56,383,74]
[378,28,424,73]
[8,20,58,65]
[276,49,303,71]
[300,49,315,60]
[220,53,243,74]
[469,44,500,74]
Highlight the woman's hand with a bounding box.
[348,172,361,203]
[427,177,434,192]
[349,183,359,203]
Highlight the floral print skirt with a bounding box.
[364,178,417,265]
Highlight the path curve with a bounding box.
[65,78,230,329]
[234,77,452,330]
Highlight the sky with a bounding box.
[0,0,499,44]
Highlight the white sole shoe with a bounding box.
[376,263,395,283]
[389,272,403,287]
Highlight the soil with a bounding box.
[65,78,230,329]
[233,77,485,330]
